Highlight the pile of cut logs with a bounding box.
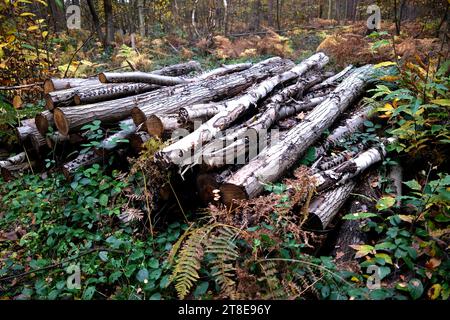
[2,53,395,234]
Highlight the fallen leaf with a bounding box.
[425,257,441,270]
[428,284,441,300]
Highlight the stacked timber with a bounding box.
[3,54,395,240]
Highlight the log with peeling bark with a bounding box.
[0,152,27,168]
[16,123,34,142]
[157,52,330,167]
[130,57,294,125]
[100,72,190,86]
[309,65,353,91]
[45,83,161,110]
[218,65,374,205]
[307,181,357,230]
[62,150,103,178]
[43,78,101,94]
[52,57,292,136]
[312,137,395,192]
[196,82,328,169]
[35,111,55,136]
[332,173,379,261]
[95,119,136,155]
[129,131,151,153]
[45,62,203,109]
[194,63,252,80]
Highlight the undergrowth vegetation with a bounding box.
[0,13,449,299]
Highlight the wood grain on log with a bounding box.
[35,111,55,136]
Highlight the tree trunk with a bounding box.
[86,0,104,42]
[103,0,114,48]
[138,0,145,37]
[48,0,66,32]
[43,78,101,94]
[219,65,374,205]
[157,53,328,167]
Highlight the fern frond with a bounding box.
[170,227,206,299]
[206,226,239,298]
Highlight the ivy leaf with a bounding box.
[342,212,377,220]
[98,251,109,262]
[374,61,397,68]
[136,268,149,283]
[349,244,375,258]
[82,286,96,300]
[375,253,393,265]
[403,180,421,190]
[430,99,450,107]
[99,194,109,206]
[408,278,424,300]
[193,281,209,297]
[376,196,396,211]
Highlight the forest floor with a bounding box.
[0,20,449,300]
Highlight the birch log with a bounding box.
[157,52,329,166]
[62,150,103,178]
[99,72,190,86]
[307,181,357,230]
[315,104,375,158]
[197,81,327,169]
[130,57,294,125]
[43,78,101,94]
[0,152,26,168]
[309,65,353,91]
[95,119,137,155]
[219,65,374,205]
[194,63,252,80]
[312,138,395,192]
[53,57,292,136]
[15,118,46,151]
[45,83,160,110]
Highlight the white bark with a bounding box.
[158,52,329,166]
[219,65,374,204]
